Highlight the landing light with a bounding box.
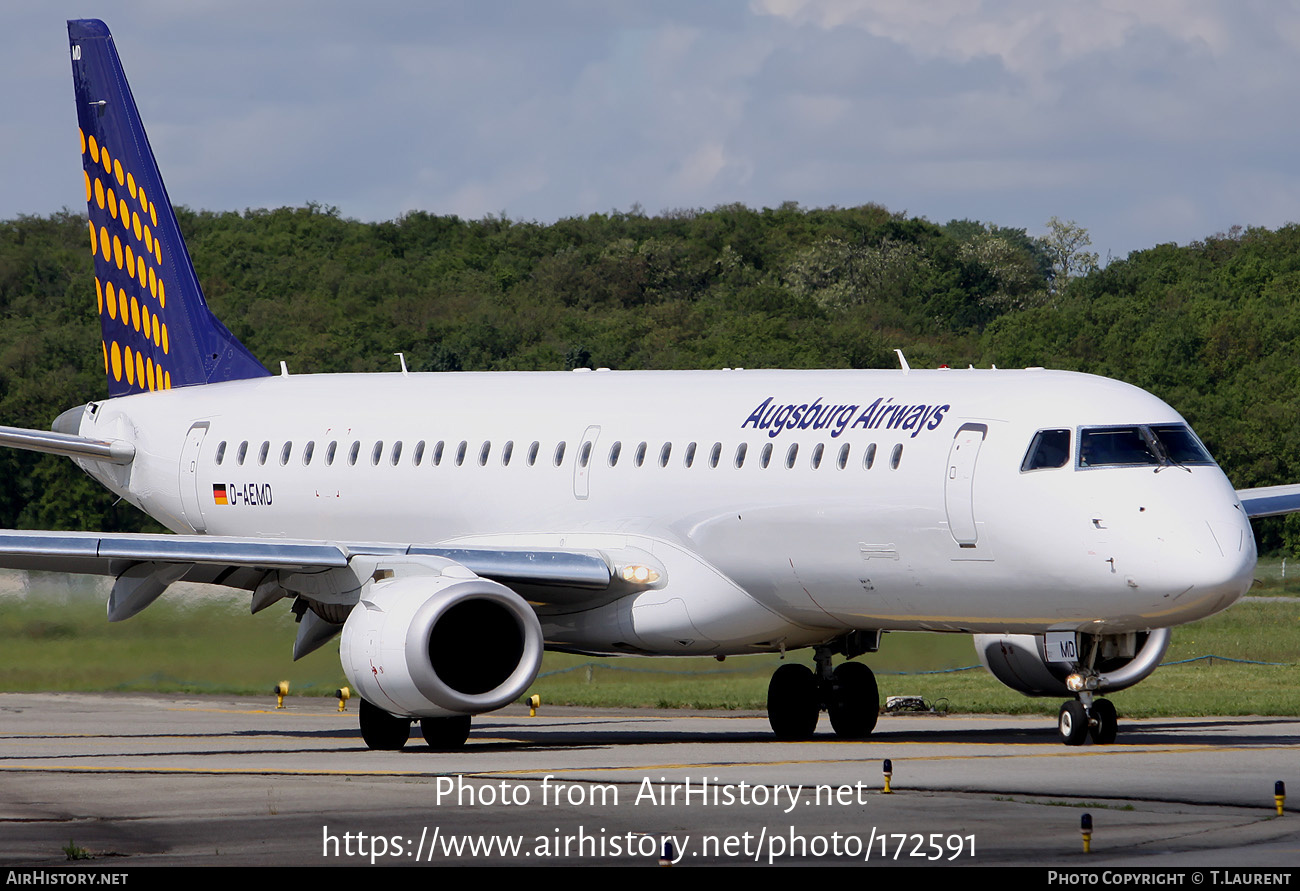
[1065,673,1099,693]
[620,564,660,585]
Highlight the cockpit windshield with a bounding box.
[1078,424,1215,469]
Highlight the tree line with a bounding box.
[1,203,1297,549]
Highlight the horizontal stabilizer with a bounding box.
[0,425,134,464]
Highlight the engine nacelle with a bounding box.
[974,629,1171,697]
[339,570,543,718]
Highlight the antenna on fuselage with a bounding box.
[395,353,409,376]
[894,349,910,375]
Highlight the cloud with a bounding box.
[4,1,1300,258]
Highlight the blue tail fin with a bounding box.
[69,19,269,397]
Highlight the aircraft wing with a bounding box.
[1235,484,1300,519]
[0,529,614,619]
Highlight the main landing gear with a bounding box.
[358,698,472,751]
[1057,694,1118,746]
[767,645,880,740]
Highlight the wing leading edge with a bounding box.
[0,529,614,617]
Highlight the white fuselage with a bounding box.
[71,367,1256,654]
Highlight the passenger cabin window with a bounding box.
[760,443,773,468]
[554,442,566,466]
[391,441,403,466]
[811,443,824,469]
[215,441,226,465]
[837,443,849,470]
[1021,429,1071,471]
[280,442,292,466]
[527,441,539,466]
[684,442,696,468]
[371,441,384,465]
[709,442,722,468]
[659,442,672,467]
[890,444,903,469]
[325,441,337,465]
[413,441,425,466]
[455,441,467,466]
[785,443,799,468]
[863,443,876,470]
[478,441,490,466]
[608,441,622,466]
[501,441,513,466]
[433,441,445,466]
[634,442,647,467]
[303,441,315,465]
[579,442,593,467]
[734,442,747,468]
[259,441,270,466]
[348,441,360,466]
[237,441,248,465]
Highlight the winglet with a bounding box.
[69,19,269,397]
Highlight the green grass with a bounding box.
[0,575,344,695]
[2,569,1297,718]
[1246,556,1300,592]
[62,841,91,861]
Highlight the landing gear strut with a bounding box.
[766,645,880,740]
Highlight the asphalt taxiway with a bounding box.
[0,693,1296,866]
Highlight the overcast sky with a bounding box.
[5,1,1300,261]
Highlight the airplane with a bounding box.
[0,18,1295,750]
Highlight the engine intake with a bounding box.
[340,571,543,718]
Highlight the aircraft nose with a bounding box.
[1153,499,1256,616]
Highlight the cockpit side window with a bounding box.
[1150,425,1215,465]
[1021,429,1071,471]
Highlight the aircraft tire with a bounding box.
[1088,698,1118,745]
[420,715,472,751]
[359,698,411,750]
[827,661,879,739]
[767,663,819,740]
[1058,700,1089,746]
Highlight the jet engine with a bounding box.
[973,629,1171,697]
[339,570,543,718]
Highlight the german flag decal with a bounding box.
[213,483,228,505]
